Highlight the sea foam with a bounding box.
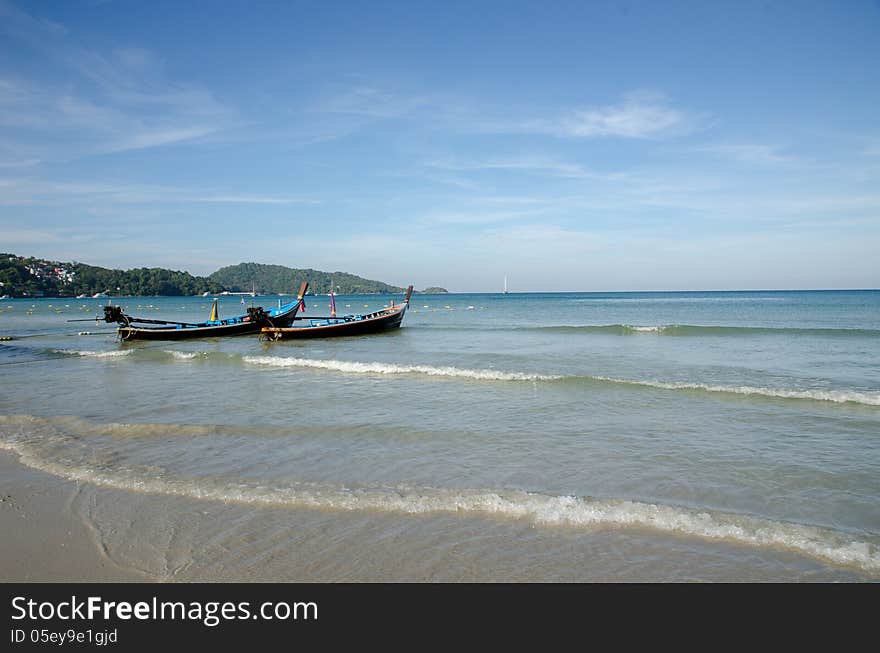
[242,355,559,381]
[533,324,880,337]
[593,377,880,406]
[55,348,131,358]
[164,350,202,360]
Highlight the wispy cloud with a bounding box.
[0,177,320,207]
[0,227,64,245]
[416,208,548,226]
[424,155,629,181]
[0,156,40,168]
[693,143,801,166]
[0,77,230,164]
[559,94,692,138]
[485,92,704,140]
[410,173,486,191]
[194,195,319,205]
[427,155,586,178]
[0,3,237,164]
[320,85,434,119]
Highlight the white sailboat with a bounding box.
[503,275,509,294]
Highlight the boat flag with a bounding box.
[294,281,309,315]
[330,292,336,318]
[209,298,219,321]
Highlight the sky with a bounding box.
[1,0,879,292]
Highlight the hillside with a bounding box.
[0,254,443,297]
[209,262,408,295]
[0,254,221,298]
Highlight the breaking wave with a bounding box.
[588,377,880,406]
[0,419,876,575]
[242,355,560,381]
[163,350,204,360]
[531,324,880,337]
[241,355,880,406]
[55,348,132,358]
[50,347,879,407]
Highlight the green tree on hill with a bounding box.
[209,263,407,294]
[0,253,444,297]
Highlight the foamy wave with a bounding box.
[534,324,670,335]
[243,355,559,381]
[164,351,202,360]
[628,325,666,333]
[533,324,880,337]
[241,355,878,405]
[56,349,131,358]
[1,432,877,574]
[595,377,880,406]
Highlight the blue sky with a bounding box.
[1,0,879,291]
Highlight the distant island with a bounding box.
[0,254,447,298]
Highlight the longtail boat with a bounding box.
[95,282,309,340]
[260,285,413,341]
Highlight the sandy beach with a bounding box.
[0,451,144,582]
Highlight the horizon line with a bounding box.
[4,288,879,299]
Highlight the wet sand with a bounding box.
[0,451,145,582]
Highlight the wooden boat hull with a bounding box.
[261,303,408,340]
[118,320,263,340]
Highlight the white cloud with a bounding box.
[560,98,687,138]
[487,92,702,140]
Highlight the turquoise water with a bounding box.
[1,290,878,581]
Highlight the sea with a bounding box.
[0,289,878,582]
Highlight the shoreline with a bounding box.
[0,450,146,582]
[1,444,875,582]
